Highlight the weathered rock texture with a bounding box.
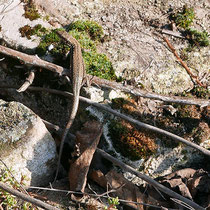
[0,99,57,186]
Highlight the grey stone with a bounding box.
[0,99,57,186]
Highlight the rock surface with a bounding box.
[0,99,57,186]
[34,0,209,94]
[0,0,209,94]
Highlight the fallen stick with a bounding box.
[162,36,206,87]
[0,182,58,210]
[2,86,209,157]
[88,76,209,107]
[161,29,185,39]
[17,69,36,92]
[0,45,209,107]
[96,149,205,210]
[27,185,162,209]
[0,45,67,76]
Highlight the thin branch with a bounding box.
[29,86,210,157]
[170,198,195,210]
[88,76,209,107]
[0,45,67,76]
[161,29,185,39]
[0,45,209,107]
[162,36,206,87]
[27,186,162,209]
[1,85,209,157]
[0,182,59,210]
[17,69,36,92]
[96,149,205,210]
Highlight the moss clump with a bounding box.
[69,30,96,51]
[19,24,48,39]
[36,29,70,65]
[32,24,48,36]
[36,21,116,80]
[111,98,128,110]
[21,0,40,21]
[83,51,115,80]
[171,5,195,29]
[108,120,157,160]
[171,5,209,48]
[190,86,209,99]
[186,29,209,47]
[19,25,32,39]
[68,20,104,40]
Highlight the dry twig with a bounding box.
[17,69,36,92]
[162,36,206,87]
[0,182,58,210]
[0,45,209,107]
[0,45,67,76]
[161,29,185,39]
[1,85,209,157]
[88,76,209,107]
[97,149,205,210]
[27,185,162,209]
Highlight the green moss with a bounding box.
[69,30,96,51]
[68,20,104,40]
[83,51,116,80]
[36,22,116,80]
[32,24,48,36]
[172,5,195,29]
[36,29,70,65]
[190,86,209,99]
[22,0,40,21]
[186,29,209,47]
[19,24,48,39]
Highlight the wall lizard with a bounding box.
[54,30,86,182]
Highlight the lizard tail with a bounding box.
[53,95,80,182]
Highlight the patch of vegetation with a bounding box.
[105,197,120,209]
[19,24,48,39]
[190,86,209,99]
[186,29,209,47]
[0,25,1,32]
[171,5,209,48]
[108,120,157,160]
[68,20,104,40]
[83,51,115,80]
[21,0,41,21]
[36,21,116,80]
[0,168,35,209]
[111,98,128,110]
[171,5,195,29]
[36,29,70,65]
[69,30,96,51]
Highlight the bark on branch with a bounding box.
[0,45,209,107]
[96,149,205,210]
[88,75,209,107]
[162,36,206,87]
[0,45,67,76]
[2,86,209,157]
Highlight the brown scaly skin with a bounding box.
[54,30,86,182]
